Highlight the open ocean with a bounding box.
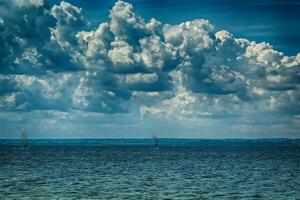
[0,139,300,199]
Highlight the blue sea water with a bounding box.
[0,140,300,199]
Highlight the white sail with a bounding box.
[21,131,27,140]
[153,134,159,149]
[21,130,29,149]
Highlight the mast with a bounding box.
[21,130,29,148]
[153,134,159,148]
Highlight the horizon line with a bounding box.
[1,137,299,140]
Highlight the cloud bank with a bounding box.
[0,0,299,137]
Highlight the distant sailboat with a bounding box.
[21,130,29,149]
[153,134,159,149]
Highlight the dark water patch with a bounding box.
[0,145,299,199]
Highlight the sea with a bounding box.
[0,139,299,199]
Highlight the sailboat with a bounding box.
[20,130,29,149]
[153,134,159,149]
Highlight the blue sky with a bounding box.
[0,0,300,138]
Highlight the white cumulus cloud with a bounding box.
[0,0,300,137]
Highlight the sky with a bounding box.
[0,0,299,139]
[48,0,300,56]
